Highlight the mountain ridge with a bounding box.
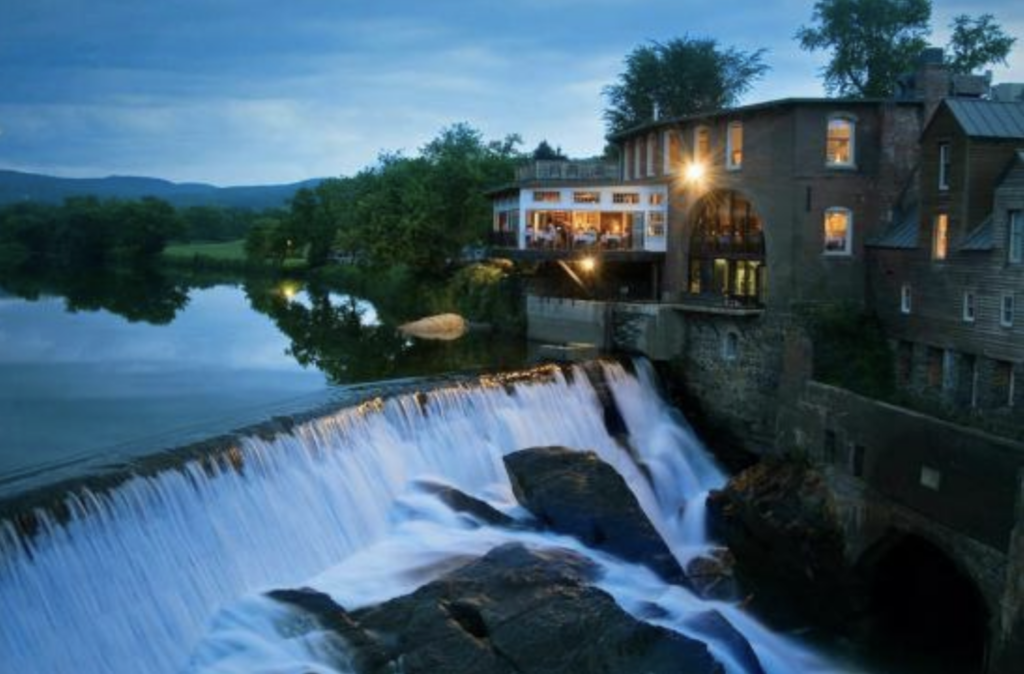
[0,169,327,209]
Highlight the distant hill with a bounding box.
[0,170,326,209]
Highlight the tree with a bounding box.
[603,37,769,136]
[946,14,1016,74]
[797,0,932,97]
[532,140,567,161]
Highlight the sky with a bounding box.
[1,0,1022,186]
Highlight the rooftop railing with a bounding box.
[515,160,621,182]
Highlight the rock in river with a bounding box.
[271,543,724,674]
[503,446,687,584]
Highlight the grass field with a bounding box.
[163,240,248,261]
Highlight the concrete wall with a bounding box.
[526,295,611,348]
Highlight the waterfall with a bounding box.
[0,361,843,674]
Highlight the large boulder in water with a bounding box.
[503,446,687,584]
[706,458,854,628]
[272,543,723,674]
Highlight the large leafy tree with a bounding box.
[946,14,1016,74]
[798,1,1017,97]
[603,37,769,136]
[796,0,932,97]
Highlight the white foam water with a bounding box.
[0,361,853,674]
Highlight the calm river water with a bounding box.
[0,270,526,497]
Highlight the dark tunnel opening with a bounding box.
[862,534,989,674]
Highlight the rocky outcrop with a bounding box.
[272,543,723,674]
[503,446,686,584]
[415,479,518,528]
[707,459,853,628]
[685,548,740,602]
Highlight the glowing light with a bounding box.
[279,282,300,301]
[684,162,706,183]
[579,256,596,273]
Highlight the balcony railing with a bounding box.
[490,229,641,252]
[515,160,620,183]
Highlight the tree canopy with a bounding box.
[946,14,1017,75]
[253,123,522,276]
[603,37,769,136]
[797,0,1016,97]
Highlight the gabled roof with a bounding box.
[959,215,994,252]
[867,208,919,249]
[943,99,1024,140]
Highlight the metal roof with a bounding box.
[867,208,919,249]
[945,99,1024,140]
[959,215,995,252]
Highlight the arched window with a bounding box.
[826,116,856,167]
[726,122,743,170]
[824,207,853,255]
[688,190,766,305]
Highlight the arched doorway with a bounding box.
[860,533,989,673]
[687,190,766,305]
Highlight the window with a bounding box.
[933,213,949,260]
[939,143,951,190]
[722,332,739,361]
[663,131,675,174]
[533,191,560,203]
[901,283,912,314]
[851,444,866,478]
[646,133,656,176]
[1001,294,1015,327]
[897,341,913,384]
[824,430,837,464]
[962,291,976,322]
[694,126,711,163]
[612,192,640,204]
[573,191,600,204]
[1010,210,1023,264]
[926,347,944,389]
[633,139,642,179]
[994,361,1015,408]
[726,122,743,169]
[826,117,855,166]
[649,193,665,206]
[823,207,853,255]
[647,211,666,237]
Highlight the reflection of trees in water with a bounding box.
[0,267,527,383]
[244,277,408,383]
[0,267,190,325]
[244,278,527,385]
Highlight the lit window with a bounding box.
[612,192,640,204]
[573,191,600,204]
[939,143,951,190]
[962,291,976,323]
[826,117,855,166]
[647,211,666,237]
[901,283,912,314]
[1009,210,1023,264]
[533,191,560,203]
[726,122,743,170]
[1001,294,1015,327]
[933,214,949,260]
[694,126,711,163]
[823,207,853,255]
[649,193,665,206]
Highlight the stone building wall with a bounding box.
[669,312,790,453]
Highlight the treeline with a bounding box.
[0,196,182,270]
[0,196,285,270]
[246,123,521,276]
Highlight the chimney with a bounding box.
[914,48,950,122]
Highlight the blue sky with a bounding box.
[1,0,1022,185]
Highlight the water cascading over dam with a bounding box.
[0,361,842,674]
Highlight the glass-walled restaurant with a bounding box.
[492,185,668,253]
